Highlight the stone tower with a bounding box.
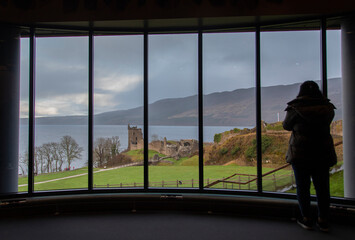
[128,125,144,151]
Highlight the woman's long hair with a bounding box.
[297,81,324,98]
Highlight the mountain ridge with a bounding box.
[26,78,342,126]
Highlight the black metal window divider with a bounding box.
[255,25,263,193]
[28,27,36,196]
[198,30,204,191]
[88,29,94,191]
[321,18,328,97]
[144,31,149,190]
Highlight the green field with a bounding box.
[286,170,344,197]
[18,165,293,192]
[18,167,90,185]
[18,161,343,197]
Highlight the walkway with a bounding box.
[18,162,141,187]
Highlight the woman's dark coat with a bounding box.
[283,96,337,167]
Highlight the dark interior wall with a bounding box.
[1,0,355,24]
[0,25,20,194]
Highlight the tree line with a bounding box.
[20,135,83,175]
[19,135,132,175]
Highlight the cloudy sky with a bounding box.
[19,30,341,118]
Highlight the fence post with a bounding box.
[192,179,194,188]
[177,180,179,188]
[273,173,277,191]
[134,182,136,187]
[162,180,164,187]
[107,184,109,188]
[120,183,122,188]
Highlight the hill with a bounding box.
[29,78,342,126]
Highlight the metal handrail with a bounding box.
[205,140,343,188]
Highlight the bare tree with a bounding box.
[107,136,121,158]
[41,143,56,173]
[19,152,28,176]
[94,137,107,168]
[93,136,121,168]
[51,142,64,172]
[36,146,46,174]
[60,136,83,169]
[20,136,83,175]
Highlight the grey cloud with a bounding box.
[19,30,341,116]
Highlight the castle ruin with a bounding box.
[127,125,198,158]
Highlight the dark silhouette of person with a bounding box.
[283,81,337,232]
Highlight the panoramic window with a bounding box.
[94,35,144,188]
[15,23,346,200]
[18,37,29,193]
[148,34,199,188]
[260,30,321,193]
[203,32,256,191]
[327,30,343,197]
[34,36,89,191]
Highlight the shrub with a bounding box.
[233,128,241,133]
[231,145,240,155]
[245,146,256,159]
[245,136,273,160]
[265,122,284,131]
[219,147,229,155]
[261,136,272,152]
[214,133,222,143]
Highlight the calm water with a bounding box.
[19,125,251,169]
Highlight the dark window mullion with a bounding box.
[144,31,149,190]
[88,30,94,191]
[198,30,204,191]
[28,27,36,195]
[321,18,328,97]
[256,26,263,194]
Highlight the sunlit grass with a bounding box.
[17,165,294,191]
[18,167,90,185]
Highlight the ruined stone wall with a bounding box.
[127,125,198,158]
[149,140,166,154]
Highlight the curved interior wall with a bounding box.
[0,26,20,194]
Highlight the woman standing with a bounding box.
[283,81,337,232]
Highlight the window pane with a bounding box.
[148,34,198,188]
[203,32,256,191]
[94,35,143,189]
[261,31,321,193]
[18,38,29,192]
[327,30,343,197]
[34,37,88,191]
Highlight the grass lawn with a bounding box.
[205,166,292,191]
[18,167,90,185]
[18,167,101,192]
[18,164,293,192]
[286,170,344,197]
[123,149,164,161]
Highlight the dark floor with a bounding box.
[1,211,354,240]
